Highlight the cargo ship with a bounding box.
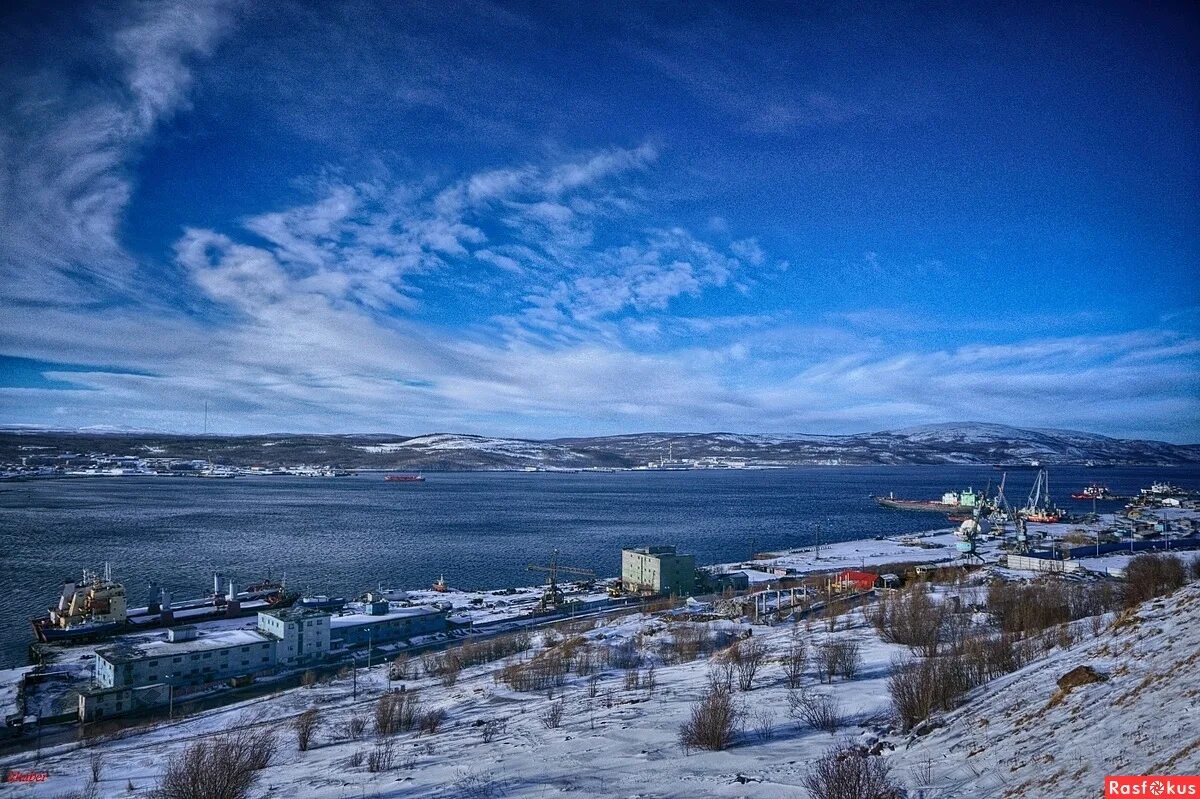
[31,566,298,644]
[385,473,426,482]
[874,487,987,515]
[1019,469,1063,523]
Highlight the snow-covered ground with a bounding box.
[3,573,1199,798]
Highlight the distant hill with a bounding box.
[1,422,1197,470]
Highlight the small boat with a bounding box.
[385,473,426,483]
[431,574,450,592]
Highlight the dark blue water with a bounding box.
[2,465,1197,667]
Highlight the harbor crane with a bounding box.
[527,549,595,610]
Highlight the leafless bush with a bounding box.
[986,579,1122,637]
[730,638,767,691]
[609,639,643,669]
[455,632,533,669]
[89,752,103,783]
[750,707,776,741]
[586,674,601,698]
[346,749,365,768]
[802,743,902,799]
[150,729,276,799]
[375,690,421,736]
[623,668,641,691]
[573,645,597,676]
[644,665,657,696]
[679,688,741,751]
[888,652,975,730]
[497,650,569,692]
[419,708,447,735]
[389,655,412,681]
[453,766,509,799]
[832,640,862,680]
[782,638,807,689]
[293,708,319,752]
[343,714,366,741]
[707,659,735,695]
[366,739,396,773]
[301,669,318,688]
[540,700,565,729]
[1124,554,1188,607]
[481,718,507,743]
[422,650,464,686]
[870,585,945,656]
[787,688,843,732]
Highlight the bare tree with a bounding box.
[802,743,901,799]
[343,715,366,741]
[293,708,319,752]
[707,659,735,695]
[679,688,741,751]
[419,708,447,735]
[375,690,421,736]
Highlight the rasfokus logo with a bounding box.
[1106,776,1200,797]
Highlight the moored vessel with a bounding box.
[385,473,426,482]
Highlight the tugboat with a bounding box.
[431,574,450,592]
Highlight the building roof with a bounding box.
[97,629,273,664]
[259,606,331,623]
[329,605,441,629]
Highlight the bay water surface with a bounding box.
[2,465,1197,667]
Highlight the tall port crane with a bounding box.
[527,549,595,610]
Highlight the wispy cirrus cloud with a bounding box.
[0,0,236,306]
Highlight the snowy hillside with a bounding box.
[888,581,1200,798]
[2,423,1196,469]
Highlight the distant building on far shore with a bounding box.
[621,545,696,597]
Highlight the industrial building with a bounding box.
[621,545,696,596]
[258,606,332,664]
[329,603,446,648]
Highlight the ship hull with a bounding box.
[875,498,976,514]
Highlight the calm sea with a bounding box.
[1,465,1196,667]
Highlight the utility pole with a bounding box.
[352,657,358,700]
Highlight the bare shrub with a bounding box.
[346,749,365,768]
[888,652,974,730]
[453,766,508,799]
[679,688,741,751]
[1124,554,1188,607]
[301,670,318,688]
[293,708,319,752]
[343,715,366,741]
[89,752,103,783]
[366,739,396,773]
[707,659,735,695]
[540,700,565,730]
[586,674,601,698]
[623,668,641,691]
[782,638,807,689]
[831,640,862,680]
[750,707,776,742]
[375,690,421,736]
[389,655,412,681]
[419,708,447,735]
[870,585,945,656]
[730,638,767,691]
[480,718,507,743]
[802,743,901,799]
[150,729,276,799]
[787,688,843,732]
[644,665,657,696]
[423,650,464,686]
[609,639,643,669]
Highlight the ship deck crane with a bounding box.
[527,549,595,610]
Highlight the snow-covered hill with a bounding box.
[888,581,1200,798]
[1,423,1196,470]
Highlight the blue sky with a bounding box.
[0,1,1197,440]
